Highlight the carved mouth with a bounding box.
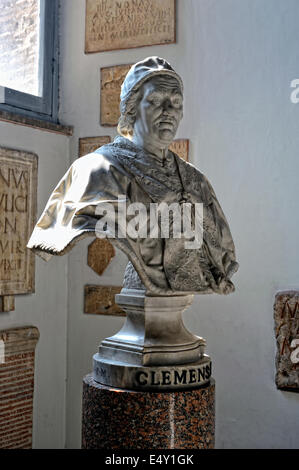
[155,114,176,126]
[158,119,176,127]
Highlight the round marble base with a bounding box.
[93,354,211,391]
[82,374,215,449]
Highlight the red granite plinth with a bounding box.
[82,373,215,449]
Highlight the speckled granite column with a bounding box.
[82,374,215,449]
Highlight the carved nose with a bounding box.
[162,99,173,112]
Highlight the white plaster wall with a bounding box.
[60,0,299,448]
[0,122,70,448]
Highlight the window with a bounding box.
[0,0,59,122]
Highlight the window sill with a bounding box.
[0,109,73,136]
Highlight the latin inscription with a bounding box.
[0,148,37,295]
[85,0,176,53]
[94,358,212,390]
[135,364,212,388]
[0,327,39,448]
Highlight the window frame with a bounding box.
[0,0,59,123]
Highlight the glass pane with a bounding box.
[0,0,41,96]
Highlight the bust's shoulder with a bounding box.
[72,143,131,178]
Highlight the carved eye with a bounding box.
[172,97,183,108]
[147,95,161,106]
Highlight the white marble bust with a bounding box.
[28,57,238,296]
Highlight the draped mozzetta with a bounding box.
[28,137,238,295]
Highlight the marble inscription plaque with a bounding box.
[0,148,37,296]
[84,285,125,316]
[100,64,132,126]
[274,291,299,391]
[169,139,189,161]
[0,326,39,449]
[88,239,115,276]
[85,0,176,54]
[79,136,111,158]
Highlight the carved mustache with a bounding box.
[155,115,177,126]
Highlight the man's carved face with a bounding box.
[133,75,183,147]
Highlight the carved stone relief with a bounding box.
[274,291,299,391]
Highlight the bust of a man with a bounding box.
[28,57,238,296]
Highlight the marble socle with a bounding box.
[93,290,210,391]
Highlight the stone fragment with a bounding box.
[100,64,132,126]
[84,285,125,316]
[85,0,176,53]
[0,147,38,298]
[0,326,39,449]
[87,238,115,276]
[0,295,15,312]
[274,291,299,391]
[169,139,189,161]
[79,136,111,158]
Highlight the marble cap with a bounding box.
[120,56,183,114]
